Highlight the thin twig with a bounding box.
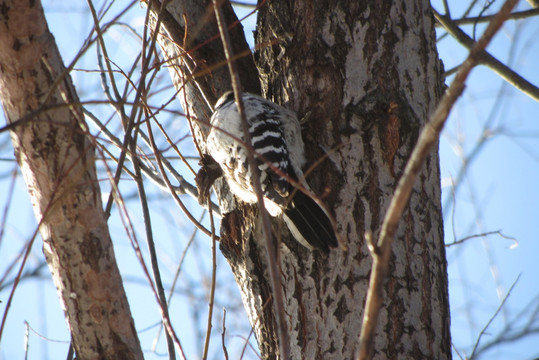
[212,1,291,359]
[87,0,136,217]
[0,2,136,135]
[139,110,176,360]
[151,115,197,176]
[442,0,451,18]
[0,226,40,341]
[470,274,521,359]
[23,322,29,360]
[221,308,229,360]
[436,0,483,42]
[240,296,271,360]
[438,8,539,26]
[0,142,89,338]
[0,261,47,292]
[202,196,218,360]
[452,342,466,360]
[442,19,524,215]
[445,229,517,247]
[0,166,17,248]
[84,107,221,219]
[90,0,180,356]
[434,8,539,102]
[472,0,496,40]
[152,211,203,352]
[357,1,520,359]
[23,321,71,344]
[143,113,220,236]
[100,154,186,359]
[472,295,539,357]
[88,8,220,223]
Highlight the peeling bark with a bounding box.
[0,1,142,358]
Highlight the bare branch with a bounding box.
[0,227,40,340]
[139,110,177,360]
[434,8,539,102]
[470,274,521,359]
[445,229,518,247]
[211,1,291,358]
[0,166,16,247]
[202,197,218,360]
[438,8,539,26]
[84,107,221,221]
[221,308,230,360]
[476,297,539,356]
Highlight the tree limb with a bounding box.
[434,8,539,102]
[437,8,539,26]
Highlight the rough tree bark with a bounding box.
[0,1,143,358]
[151,0,451,359]
[253,1,451,358]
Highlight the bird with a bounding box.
[204,91,338,253]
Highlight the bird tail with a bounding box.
[283,190,338,253]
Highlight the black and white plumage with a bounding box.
[206,91,338,253]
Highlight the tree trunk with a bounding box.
[0,1,143,358]
[151,0,451,358]
[252,1,451,358]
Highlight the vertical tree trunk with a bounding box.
[251,0,451,358]
[151,0,451,358]
[0,1,143,358]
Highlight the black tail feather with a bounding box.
[283,190,338,253]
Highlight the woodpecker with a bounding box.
[206,91,338,253]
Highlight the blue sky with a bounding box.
[1,1,538,359]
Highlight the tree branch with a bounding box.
[433,8,539,102]
[437,8,539,26]
[212,1,291,359]
[470,274,521,359]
